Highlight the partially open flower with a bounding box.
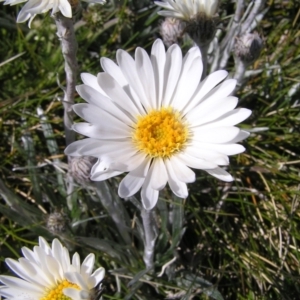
[0,0,106,27]
[0,237,105,300]
[155,0,219,46]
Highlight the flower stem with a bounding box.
[198,44,209,80]
[233,58,247,92]
[141,208,158,270]
[53,13,78,147]
[53,13,78,210]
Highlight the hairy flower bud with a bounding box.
[234,32,263,64]
[69,156,97,183]
[160,18,185,47]
[46,209,69,234]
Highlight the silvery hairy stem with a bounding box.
[141,208,158,270]
[53,12,78,147]
[53,12,78,209]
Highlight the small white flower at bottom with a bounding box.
[65,39,252,210]
[0,237,105,300]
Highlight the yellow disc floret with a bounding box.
[133,107,189,158]
[40,279,80,300]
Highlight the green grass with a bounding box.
[0,0,300,299]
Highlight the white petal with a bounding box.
[90,267,105,288]
[118,174,145,198]
[2,0,27,5]
[128,156,151,177]
[227,130,250,143]
[154,1,174,10]
[110,152,147,172]
[97,72,144,117]
[64,138,102,157]
[16,9,31,23]
[183,70,228,114]
[157,10,184,19]
[57,0,72,18]
[201,79,237,103]
[73,103,131,132]
[169,156,195,183]
[64,272,87,290]
[91,169,122,181]
[141,163,159,210]
[80,73,106,94]
[38,237,51,252]
[192,126,240,143]
[116,49,150,112]
[195,108,252,129]
[205,167,233,182]
[151,158,168,190]
[81,253,95,278]
[135,47,157,109]
[100,57,128,87]
[76,84,133,125]
[4,258,50,288]
[177,152,218,170]
[185,145,229,165]
[151,39,166,107]
[171,47,203,111]
[72,253,81,273]
[45,255,64,282]
[0,275,44,294]
[190,142,245,155]
[73,122,130,139]
[162,44,182,107]
[186,96,238,126]
[165,159,188,198]
[63,287,82,300]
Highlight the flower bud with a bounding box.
[160,17,184,47]
[69,156,97,183]
[234,32,263,64]
[46,209,69,234]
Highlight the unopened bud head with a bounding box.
[160,18,185,47]
[69,156,97,183]
[46,209,69,234]
[234,32,263,64]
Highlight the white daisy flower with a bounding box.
[0,0,106,26]
[65,39,251,210]
[0,237,105,300]
[154,0,219,21]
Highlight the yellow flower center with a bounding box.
[133,107,189,158]
[40,279,80,300]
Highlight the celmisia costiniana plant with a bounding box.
[0,0,106,26]
[65,39,251,210]
[0,237,105,300]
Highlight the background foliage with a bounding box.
[0,0,300,299]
